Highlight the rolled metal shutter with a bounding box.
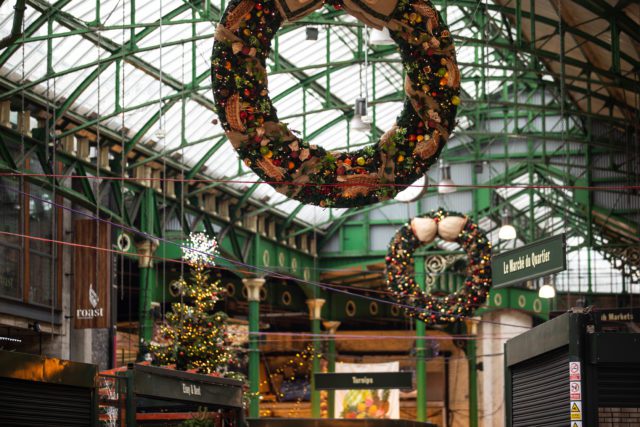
[0,377,93,426]
[598,364,640,407]
[511,346,569,427]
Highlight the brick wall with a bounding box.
[598,407,640,427]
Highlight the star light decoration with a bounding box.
[212,0,460,208]
[385,210,492,324]
[183,232,219,267]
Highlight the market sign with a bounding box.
[492,234,566,288]
[132,365,243,407]
[74,220,111,329]
[314,372,412,390]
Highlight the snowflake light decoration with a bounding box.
[183,232,218,267]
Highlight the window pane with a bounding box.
[29,185,54,252]
[29,253,53,306]
[28,184,55,306]
[0,246,21,299]
[0,177,22,299]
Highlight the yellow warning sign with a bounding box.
[571,422,582,427]
[570,401,582,420]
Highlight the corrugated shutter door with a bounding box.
[511,346,569,427]
[598,364,640,407]
[0,377,93,426]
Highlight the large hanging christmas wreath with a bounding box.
[212,0,460,208]
[385,210,492,324]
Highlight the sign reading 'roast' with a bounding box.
[74,220,110,329]
[314,372,413,390]
[492,234,566,288]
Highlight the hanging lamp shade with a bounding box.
[351,97,370,132]
[354,97,368,116]
[306,26,319,41]
[350,115,371,132]
[438,160,456,194]
[498,211,517,240]
[395,175,427,202]
[370,27,394,45]
[538,284,556,299]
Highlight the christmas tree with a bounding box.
[151,233,242,379]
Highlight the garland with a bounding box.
[385,210,492,324]
[212,0,460,208]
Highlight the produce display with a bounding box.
[341,389,391,419]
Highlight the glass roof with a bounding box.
[0,0,518,228]
[1,0,637,241]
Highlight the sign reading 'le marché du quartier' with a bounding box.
[492,234,567,288]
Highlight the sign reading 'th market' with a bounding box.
[492,234,566,288]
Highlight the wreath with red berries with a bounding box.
[212,0,460,208]
[385,210,492,324]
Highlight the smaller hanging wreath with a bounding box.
[385,210,492,324]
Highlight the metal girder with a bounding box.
[0,0,26,50]
[22,0,215,111]
[51,3,193,125]
[0,0,73,67]
[231,182,260,219]
[185,136,227,179]
[282,205,304,232]
[569,0,640,44]
[271,45,396,102]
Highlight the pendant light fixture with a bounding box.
[538,283,556,299]
[350,97,371,132]
[351,28,372,134]
[438,159,456,194]
[370,27,394,45]
[498,210,517,240]
[306,26,319,41]
[395,174,427,202]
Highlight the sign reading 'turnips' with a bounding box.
[74,220,111,329]
[492,234,566,288]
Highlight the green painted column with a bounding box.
[135,239,158,349]
[416,255,427,422]
[416,321,427,421]
[468,322,479,427]
[323,320,341,418]
[244,277,265,418]
[307,298,326,418]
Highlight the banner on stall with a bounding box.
[335,361,400,420]
[74,220,111,329]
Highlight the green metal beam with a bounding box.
[51,4,193,124]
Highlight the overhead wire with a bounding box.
[2,172,639,192]
[0,184,535,331]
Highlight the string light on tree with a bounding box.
[150,233,243,380]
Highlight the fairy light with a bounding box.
[256,343,322,417]
[183,232,219,267]
[385,209,492,324]
[211,0,460,208]
[150,233,242,379]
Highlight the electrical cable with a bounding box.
[0,184,535,331]
[2,172,638,192]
